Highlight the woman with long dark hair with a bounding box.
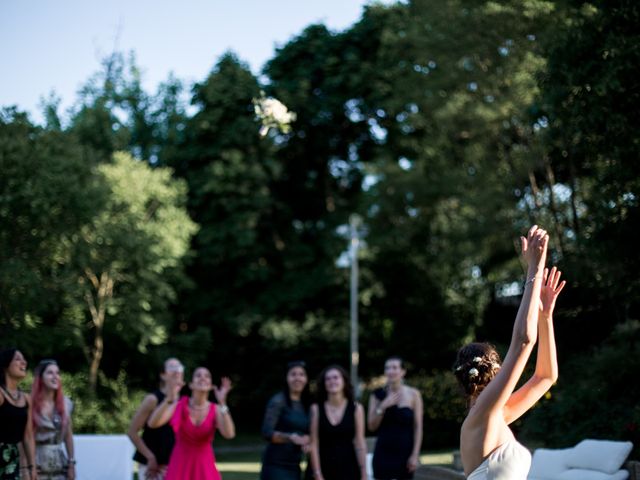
[368,356,423,479]
[453,226,566,480]
[309,365,367,480]
[30,360,75,480]
[260,360,312,480]
[0,348,36,480]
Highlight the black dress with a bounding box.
[0,394,28,480]
[260,392,311,480]
[318,401,360,480]
[132,390,175,466]
[371,388,415,480]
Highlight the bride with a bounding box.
[453,225,566,479]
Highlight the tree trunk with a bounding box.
[542,155,566,256]
[528,170,543,208]
[567,156,581,236]
[504,153,536,225]
[83,269,115,392]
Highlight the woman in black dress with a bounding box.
[0,348,36,480]
[127,357,182,479]
[260,361,311,480]
[309,365,367,480]
[368,356,423,480]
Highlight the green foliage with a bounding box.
[64,151,197,387]
[0,108,102,353]
[2,0,639,443]
[413,372,467,449]
[63,370,146,434]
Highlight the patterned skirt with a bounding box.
[0,442,20,480]
[35,444,68,480]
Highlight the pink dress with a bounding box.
[165,396,221,480]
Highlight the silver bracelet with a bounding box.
[525,275,541,286]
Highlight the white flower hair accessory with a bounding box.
[472,357,483,363]
[468,368,479,378]
[253,91,297,137]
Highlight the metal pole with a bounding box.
[349,214,361,399]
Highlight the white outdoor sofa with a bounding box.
[528,439,637,480]
[411,439,638,480]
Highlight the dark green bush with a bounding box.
[521,320,640,459]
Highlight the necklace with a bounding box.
[325,399,346,424]
[189,399,209,410]
[1,385,21,402]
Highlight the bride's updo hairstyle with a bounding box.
[453,342,501,401]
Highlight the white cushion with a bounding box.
[74,434,134,480]
[566,440,633,474]
[557,469,628,480]
[529,447,572,478]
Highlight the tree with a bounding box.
[68,152,197,390]
[0,108,101,352]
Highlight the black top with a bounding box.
[132,390,175,465]
[0,393,28,444]
[260,392,310,477]
[372,387,415,480]
[318,401,360,480]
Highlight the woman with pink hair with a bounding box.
[30,360,75,480]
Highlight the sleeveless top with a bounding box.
[35,396,73,445]
[34,396,75,477]
[466,439,532,480]
[165,396,220,480]
[318,401,360,480]
[133,390,176,465]
[0,395,28,443]
[372,387,415,479]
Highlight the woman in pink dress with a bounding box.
[148,367,236,480]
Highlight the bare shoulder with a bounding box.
[138,393,160,414]
[406,386,421,400]
[408,385,420,396]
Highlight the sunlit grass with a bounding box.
[215,448,457,480]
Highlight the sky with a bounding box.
[0,0,387,122]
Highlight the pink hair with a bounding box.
[30,361,68,432]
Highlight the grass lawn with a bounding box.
[216,448,457,480]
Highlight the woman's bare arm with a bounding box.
[470,226,549,420]
[309,404,323,480]
[504,266,565,423]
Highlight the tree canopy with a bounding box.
[1,0,638,449]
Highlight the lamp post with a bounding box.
[349,214,362,399]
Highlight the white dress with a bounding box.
[467,439,531,480]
